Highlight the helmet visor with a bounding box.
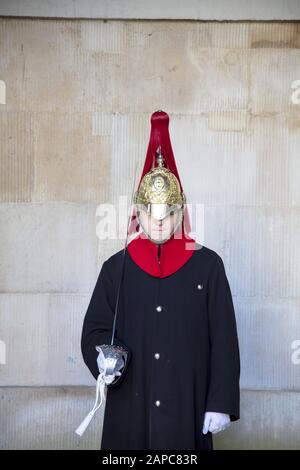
[137,203,182,221]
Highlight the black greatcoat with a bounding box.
[81,244,240,450]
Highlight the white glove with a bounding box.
[202,412,231,434]
[96,351,121,382]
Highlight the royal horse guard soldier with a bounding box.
[79,110,240,450]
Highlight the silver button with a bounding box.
[156,305,162,312]
[197,284,203,290]
[154,353,160,360]
[155,400,161,407]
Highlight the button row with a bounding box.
[154,307,162,409]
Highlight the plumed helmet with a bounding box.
[128,110,191,234]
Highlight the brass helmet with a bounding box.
[134,146,186,242]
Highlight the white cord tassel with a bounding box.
[75,372,108,437]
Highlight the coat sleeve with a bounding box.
[205,255,240,421]
[81,260,126,381]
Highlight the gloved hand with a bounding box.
[202,412,231,434]
[96,350,121,383]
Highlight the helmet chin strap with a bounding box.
[136,206,184,245]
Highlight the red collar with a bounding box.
[127,228,196,278]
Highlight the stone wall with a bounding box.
[0,18,299,449]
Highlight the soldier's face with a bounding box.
[137,207,182,244]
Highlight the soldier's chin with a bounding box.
[148,229,172,244]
